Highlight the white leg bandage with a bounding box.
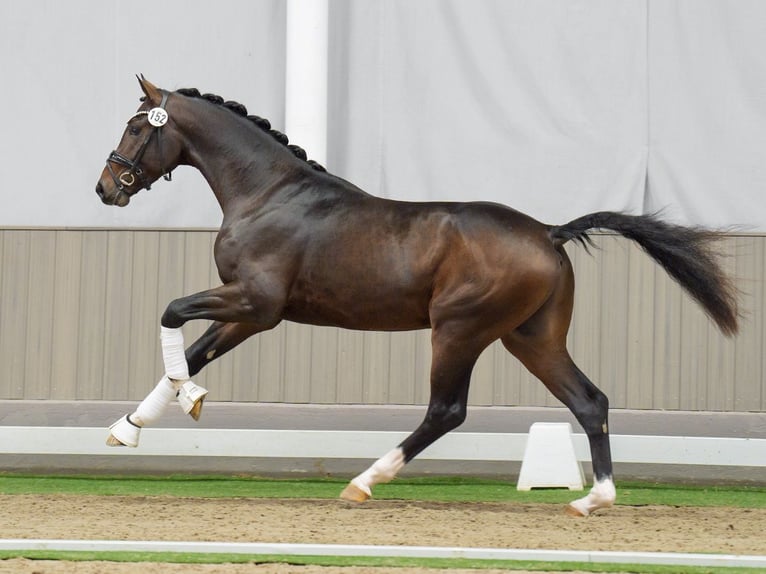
[160,327,209,419]
[133,375,177,426]
[350,448,406,497]
[567,477,616,516]
[161,326,190,381]
[108,326,208,447]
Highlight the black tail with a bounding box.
[549,211,739,336]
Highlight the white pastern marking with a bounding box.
[351,447,405,496]
[568,477,616,516]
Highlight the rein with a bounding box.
[105,91,173,204]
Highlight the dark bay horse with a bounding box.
[96,77,738,516]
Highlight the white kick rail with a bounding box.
[1,427,765,467]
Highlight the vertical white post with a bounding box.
[285,0,329,166]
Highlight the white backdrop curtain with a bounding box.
[1,0,764,230]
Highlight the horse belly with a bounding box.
[283,275,432,331]
[281,206,449,330]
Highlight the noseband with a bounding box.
[105,91,173,203]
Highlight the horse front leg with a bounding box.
[185,321,263,377]
[340,332,479,502]
[107,375,178,447]
[107,282,276,447]
[160,282,280,417]
[107,329,208,446]
[159,323,209,421]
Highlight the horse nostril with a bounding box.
[96,182,105,198]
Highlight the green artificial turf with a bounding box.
[0,551,760,573]
[0,473,764,508]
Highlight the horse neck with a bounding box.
[177,105,301,213]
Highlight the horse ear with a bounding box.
[137,75,162,104]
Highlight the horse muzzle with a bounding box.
[95,178,131,207]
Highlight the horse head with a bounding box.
[96,76,184,206]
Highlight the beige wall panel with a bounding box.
[388,331,419,405]
[24,230,56,399]
[757,237,766,409]
[126,231,161,398]
[411,330,432,405]
[75,232,108,399]
[362,332,392,403]
[651,271,683,409]
[50,231,82,399]
[309,327,339,403]
[0,230,763,412]
[625,241,656,409]
[471,344,496,406]
[489,342,524,406]
[734,236,764,410]
[0,232,3,394]
[335,328,366,404]
[102,232,134,400]
[678,293,710,410]
[254,328,285,403]
[0,231,29,398]
[282,323,313,403]
[230,336,261,403]
[599,239,630,407]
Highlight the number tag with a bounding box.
[147,107,169,127]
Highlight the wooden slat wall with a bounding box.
[0,229,763,411]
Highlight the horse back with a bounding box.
[281,196,561,333]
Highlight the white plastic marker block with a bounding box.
[517,422,585,491]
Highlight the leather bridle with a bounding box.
[105,91,173,204]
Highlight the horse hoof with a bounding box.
[177,380,208,420]
[107,415,140,448]
[565,479,615,517]
[189,396,205,421]
[564,503,588,517]
[106,434,127,447]
[339,482,371,503]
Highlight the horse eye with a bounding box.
[128,126,141,136]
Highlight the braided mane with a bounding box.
[175,87,326,172]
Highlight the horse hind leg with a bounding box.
[339,379,473,502]
[339,448,406,502]
[341,330,479,502]
[558,365,616,517]
[502,333,616,516]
